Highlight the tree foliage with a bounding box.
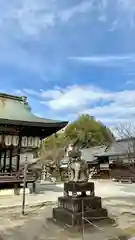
[43,133,67,150]
[37,114,115,175]
[64,114,115,148]
[41,114,114,153]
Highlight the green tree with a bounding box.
[65,114,115,148]
[39,133,68,168]
[39,114,115,169]
[43,133,68,150]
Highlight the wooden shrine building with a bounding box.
[0,93,68,191]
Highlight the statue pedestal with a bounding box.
[52,182,108,227]
[64,181,95,196]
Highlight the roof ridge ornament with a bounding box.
[21,96,27,104]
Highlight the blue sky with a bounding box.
[1,0,135,130]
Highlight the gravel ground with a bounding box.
[0,206,125,240]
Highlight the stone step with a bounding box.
[53,207,108,226]
[57,196,102,212]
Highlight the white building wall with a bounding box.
[12,152,34,167]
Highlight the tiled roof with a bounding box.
[81,146,106,162]
[95,138,135,156]
[0,93,68,128]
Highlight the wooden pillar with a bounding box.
[9,147,13,172]
[17,135,21,171]
[3,150,6,172]
[0,135,4,171]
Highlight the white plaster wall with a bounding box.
[12,152,34,167]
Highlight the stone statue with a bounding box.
[67,147,89,183]
[53,146,109,227]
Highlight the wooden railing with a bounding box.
[0,171,36,183]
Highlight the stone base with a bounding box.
[52,181,109,227]
[64,182,94,193]
[53,195,108,227]
[53,207,108,227]
[58,196,102,212]
[64,181,95,197]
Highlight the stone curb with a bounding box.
[0,200,56,210]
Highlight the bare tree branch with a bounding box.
[115,122,135,163]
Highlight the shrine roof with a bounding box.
[95,138,135,157]
[0,93,68,130]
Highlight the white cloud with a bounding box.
[8,0,56,36]
[0,0,96,37]
[81,90,135,123]
[0,0,135,40]
[40,85,112,111]
[59,0,95,22]
[45,85,135,126]
[41,89,62,99]
[69,55,135,67]
[18,84,135,128]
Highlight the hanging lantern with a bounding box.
[5,135,12,146]
[34,137,40,148]
[28,137,34,147]
[12,136,19,146]
[21,136,28,147]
